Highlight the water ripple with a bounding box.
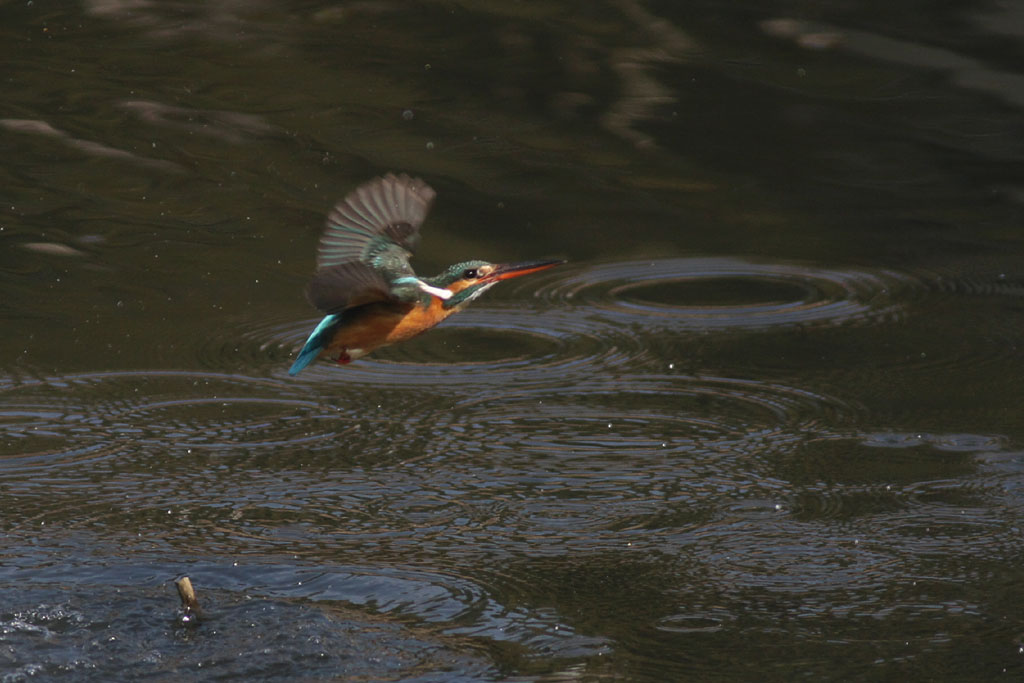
[223,306,648,387]
[0,371,360,477]
[532,257,920,331]
[0,363,858,554]
[345,374,861,551]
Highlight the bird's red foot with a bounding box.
[336,352,352,365]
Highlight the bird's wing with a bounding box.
[306,261,397,312]
[317,173,433,271]
[307,173,436,313]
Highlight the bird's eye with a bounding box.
[462,268,479,279]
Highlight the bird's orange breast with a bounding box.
[323,296,454,358]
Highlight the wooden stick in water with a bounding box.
[175,576,202,624]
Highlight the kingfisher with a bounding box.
[289,173,563,375]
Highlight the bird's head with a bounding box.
[427,259,564,309]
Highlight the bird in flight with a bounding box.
[289,173,563,375]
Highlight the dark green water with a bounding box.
[3,1,1024,680]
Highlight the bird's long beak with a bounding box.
[485,259,565,282]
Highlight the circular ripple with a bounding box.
[195,314,309,372]
[349,373,862,546]
[0,367,486,537]
[440,373,857,460]
[0,370,365,476]
[533,257,922,330]
[130,371,859,557]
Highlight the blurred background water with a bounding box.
[3,0,1024,680]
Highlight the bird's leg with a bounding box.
[336,351,352,365]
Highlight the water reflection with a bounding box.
[0,118,183,173]
[118,101,279,145]
[761,17,1024,111]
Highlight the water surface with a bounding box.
[3,1,1024,680]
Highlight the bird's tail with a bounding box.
[288,314,341,376]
